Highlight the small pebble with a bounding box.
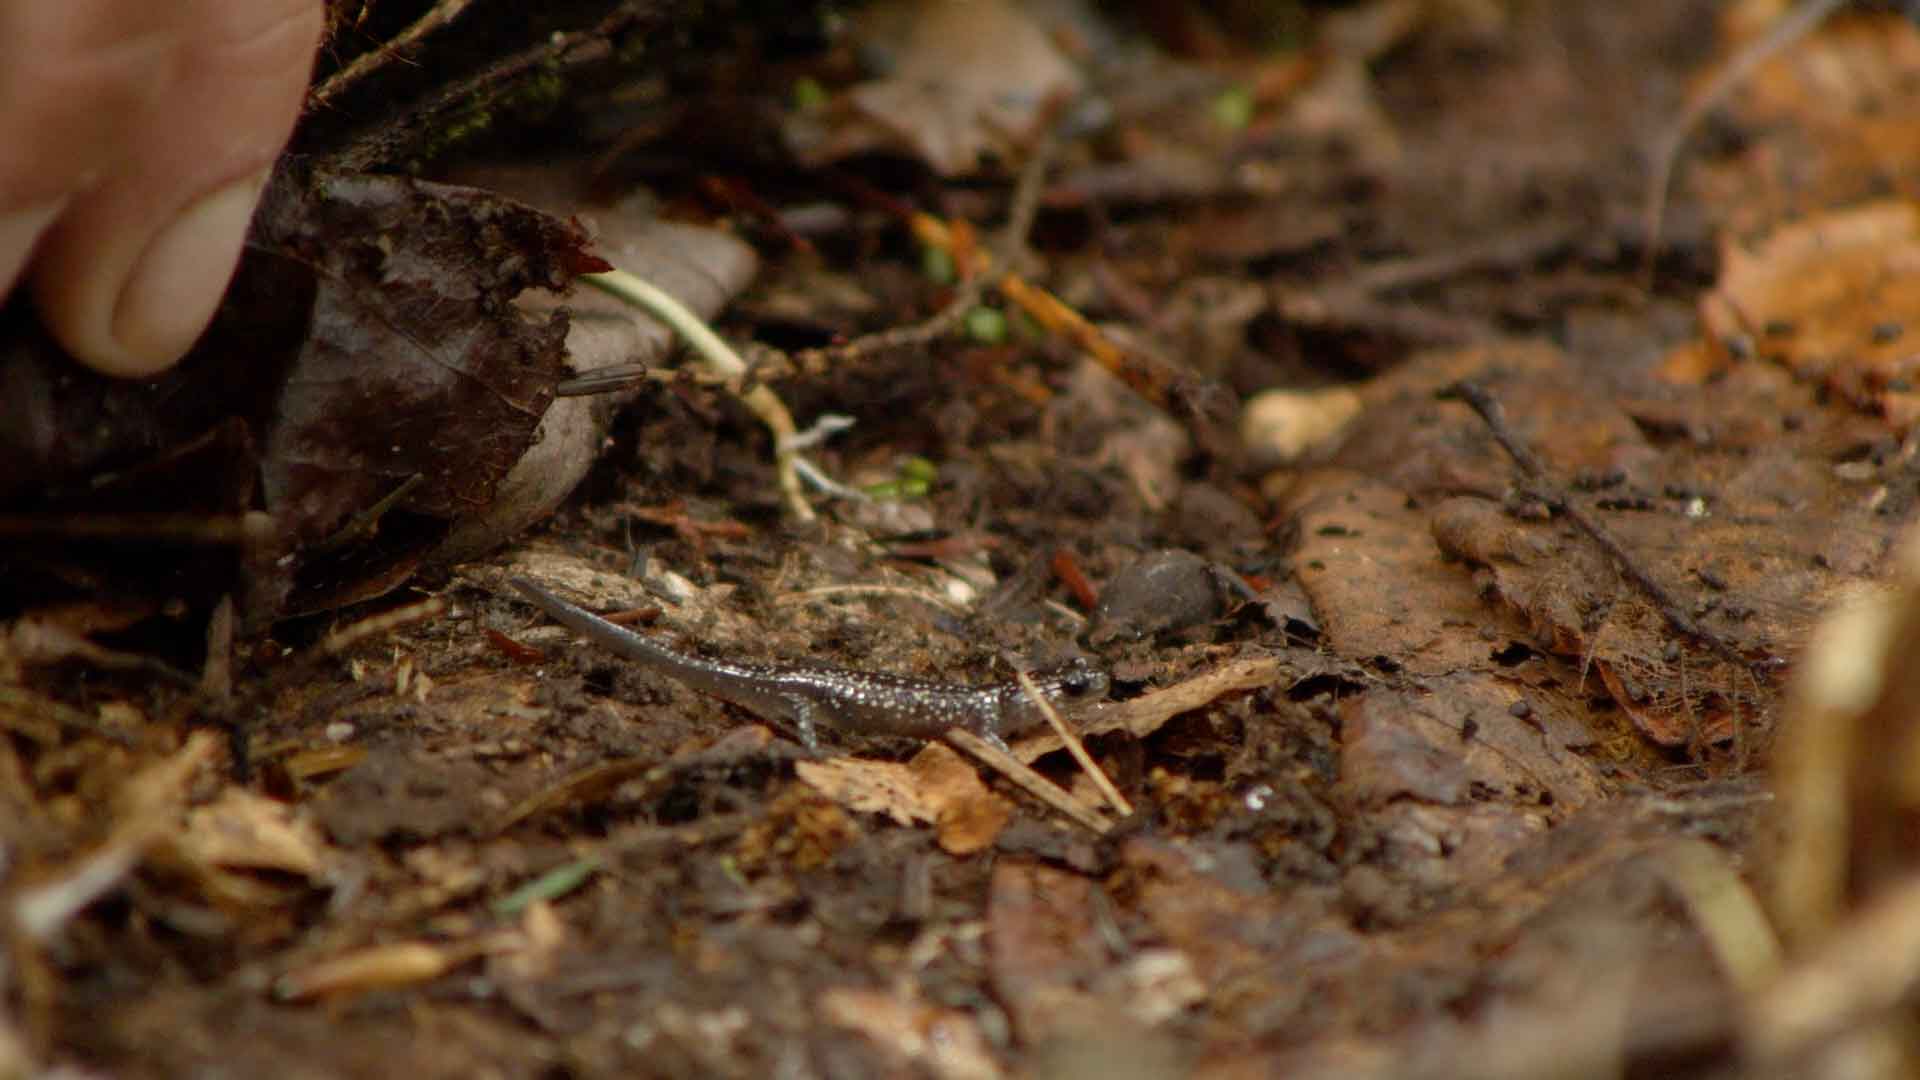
[1240,386,1364,464]
[1088,549,1230,644]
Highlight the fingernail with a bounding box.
[111,168,270,371]
[0,198,68,297]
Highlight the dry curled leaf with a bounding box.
[796,742,1014,854]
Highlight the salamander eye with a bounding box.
[1056,661,1105,698]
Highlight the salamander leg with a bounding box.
[788,698,822,753]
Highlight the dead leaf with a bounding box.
[1689,201,1920,429]
[787,0,1082,176]
[819,987,1002,1080]
[1685,11,1920,248]
[1118,837,1362,1034]
[1287,471,1506,676]
[796,756,929,827]
[797,742,1013,854]
[1316,341,1893,750]
[171,787,327,881]
[250,170,591,617]
[0,167,595,626]
[917,749,1015,856]
[1339,677,1603,816]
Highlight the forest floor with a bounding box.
[10,2,1920,1077]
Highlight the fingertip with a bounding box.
[0,199,67,299]
[33,169,266,378]
[110,168,267,370]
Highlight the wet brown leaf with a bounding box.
[1316,341,1895,750]
[1340,676,1604,815]
[0,167,596,626]
[786,0,1081,176]
[251,170,591,616]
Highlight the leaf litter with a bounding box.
[7,2,1920,1077]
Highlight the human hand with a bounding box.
[0,0,325,377]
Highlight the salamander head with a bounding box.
[995,657,1110,737]
[1044,657,1110,708]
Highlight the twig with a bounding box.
[583,269,816,522]
[1011,666,1132,817]
[1347,221,1575,295]
[1446,380,1757,675]
[1640,0,1850,279]
[780,413,856,451]
[312,596,449,658]
[493,728,778,834]
[772,284,987,380]
[996,115,1061,267]
[554,361,652,397]
[4,618,198,689]
[1651,838,1782,997]
[738,117,1059,382]
[0,686,138,747]
[944,728,1112,835]
[326,5,646,173]
[311,473,424,553]
[309,0,476,110]
[1268,284,1490,345]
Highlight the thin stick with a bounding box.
[312,473,424,552]
[0,686,137,747]
[313,596,449,658]
[309,0,477,110]
[1640,0,1849,280]
[5,618,198,688]
[996,113,1061,267]
[1447,380,1757,675]
[944,728,1112,835]
[1012,666,1132,817]
[738,117,1058,381]
[783,283,983,374]
[327,6,643,173]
